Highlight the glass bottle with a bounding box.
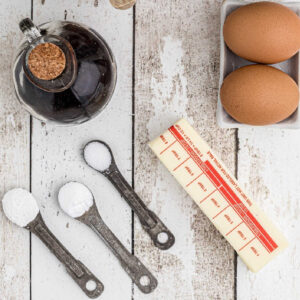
[13,18,117,125]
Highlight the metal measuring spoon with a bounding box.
[58,182,158,294]
[83,141,175,250]
[1,188,103,299]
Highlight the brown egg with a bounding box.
[220,65,299,125]
[223,2,300,64]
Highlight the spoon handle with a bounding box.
[105,165,175,250]
[79,207,157,294]
[27,214,104,298]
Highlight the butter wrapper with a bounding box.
[149,119,288,272]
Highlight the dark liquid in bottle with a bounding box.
[14,22,116,124]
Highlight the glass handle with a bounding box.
[19,18,41,43]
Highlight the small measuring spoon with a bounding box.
[58,182,158,294]
[1,188,103,299]
[83,141,175,250]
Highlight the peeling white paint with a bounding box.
[6,114,16,128]
[148,36,188,135]
[2,265,16,282]
[237,128,300,300]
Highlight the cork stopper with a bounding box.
[28,43,66,80]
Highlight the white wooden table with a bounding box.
[1,0,299,299]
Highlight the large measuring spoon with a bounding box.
[58,182,158,294]
[83,141,175,250]
[1,188,103,299]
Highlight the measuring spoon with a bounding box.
[83,140,175,250]
[58,182,158,294]
[1,188,103,299]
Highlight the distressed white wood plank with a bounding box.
[31,1,133,299]
[237,128,300,300]
[0,1,31,299]
[227,1,300,299]
[134,1,236,299]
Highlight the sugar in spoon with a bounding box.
[83,140,175,250]
[1,188,104,298]
[58,181,158,294]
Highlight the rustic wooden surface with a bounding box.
[0,0,299,299]
[31,1,133,299]
[237,128,300,300]
[134,0,235,299]
[236,2,300,300]
[0,1,31,300]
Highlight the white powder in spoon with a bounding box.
[84,141,112,172]
[58,182,94,218]
[2,188,39,227]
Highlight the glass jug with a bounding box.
[13,18,117,125]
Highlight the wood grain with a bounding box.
[31,1,133,299]
[237,128,300,300]
[0,1,31,299]
[226,1,300,299]
[1,0,298,299]
[134,1,236,299]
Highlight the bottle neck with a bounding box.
[19,18,42,43]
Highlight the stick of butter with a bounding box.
[149,119,288,272]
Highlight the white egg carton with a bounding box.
[218,0,300,129]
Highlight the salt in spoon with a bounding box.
[83,140,175,250]
[58,182,158,294]
[1,188,104,299]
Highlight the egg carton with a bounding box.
[218,0,300,129]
